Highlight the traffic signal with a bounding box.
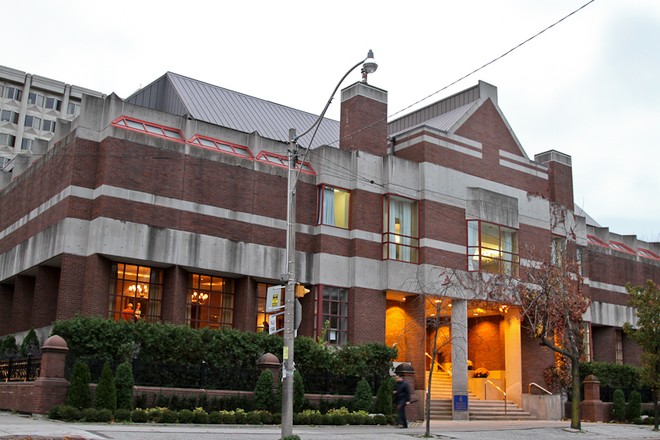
[295,284,310,298]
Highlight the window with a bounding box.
[28,92,45,107]
[67,101,81,116]
[638,248,660,260]
[256,282,280,333]
[551,236,566,266]
[317,286,348,345]
[383,195,419,262]
[188,274,234,329]
[1,110,19,124]
[44,96,61,111]
[609,241,635,255]
[112,115,185,142]
[41,120,56,132]
[587,234,608,248]
[317,185,350,228]
[255,151,315,174]
[615,330,623,365]
[4,86,22,101]
[24,115,41,129]
[110,263,163,322]
[467,220,519,275]
[0,133,16,147]
[188,134,253,158]
[21,138,33,150]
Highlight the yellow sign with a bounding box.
[283,346,289,360]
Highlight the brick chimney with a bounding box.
[534,150,574,209]
[339,82,388,156]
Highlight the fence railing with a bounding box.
[0,356,41,382]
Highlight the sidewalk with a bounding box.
[1,412,658,440]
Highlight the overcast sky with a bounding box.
[4,0,659,241]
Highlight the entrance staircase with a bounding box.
[426,371,535,421]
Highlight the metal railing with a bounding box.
[528,382,552,395]
[485,379,507,415]
[0,356,41,382]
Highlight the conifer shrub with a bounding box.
[254,370,274,411]
[19,329,41,357]
[0,335,18,358]
[114,361,134,410]
[374,376,394,415]
[612,388,626,421]
[94,361,117,412]
[66,360,92,409]
[626,390,642,421]
[293,370,305,413]
[352,378,373,412]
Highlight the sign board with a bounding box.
[266,285,285,312]
[453,394,468,411]
[268,311,285,334]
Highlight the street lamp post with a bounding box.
[280,50,377,439]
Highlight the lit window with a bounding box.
[111,116,185,142]
[582,323,592,362]
[3,86,22,101]
[318,286,348,346]
[110,263,163,322]
[188,134,253,158]
[188,274,234,330]
[1,110,19,124]
[255,151,315,174]
[383,195,419,263]
[28,92,45,107]
[256,283,280,333]
[317,185,350,228]
[467,220,519,276]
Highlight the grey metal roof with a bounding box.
[389,102,477,137]
[128,72,340,148]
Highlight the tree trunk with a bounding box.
[570,356,581,430]
[654,388,659,431]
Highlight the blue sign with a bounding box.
[453,394,468,411]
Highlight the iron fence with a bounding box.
[0,356,41,382]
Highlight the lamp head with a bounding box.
[361,49,378,82]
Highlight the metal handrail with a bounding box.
[484,379,507,415]
[425,353,452,376]
[528,382,552,395]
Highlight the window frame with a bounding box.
[1,110,19,124]
[317,184,351,229]
[255,151,315,175]
[111,115,186,142]
[315,285,348,346]
[109,263,163,323]
[188,134,254,159]
[467,220,519,276]
[382,194,419,263]
[187,273,235,330]
[3,86,22,101]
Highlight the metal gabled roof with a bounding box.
[129,72,340,148]
[388,102,477,137]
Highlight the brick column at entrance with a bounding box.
[32,335,69,414]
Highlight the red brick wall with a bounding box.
[348,287,386,345]
[11,276,35,333]
[546,161,573,209]
[0,284,13,335]
[55,254,87,321]
[32,266,60,328]
[591,326,616,363]
[340,91,388,157]
[521,331,555,390]
[81,254,113,318]
[468,316,505,371]
[162,265,188,325]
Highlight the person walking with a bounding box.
[393,374,411,428]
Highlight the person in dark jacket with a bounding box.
[393,374,411,428]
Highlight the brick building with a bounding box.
[0,67,658,417]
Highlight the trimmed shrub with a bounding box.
[208,410,222,424]
[66,360,92,410]
[114,408,131,422]
[374,376,394,415]
[254,370,274,411]
[114,361,134,410]
[372,413,387,425]
[217,410,236,424]
[245,410,263,425]
[59,405,82,421]
[177,409,194,424]
[192,407,209,424]
[131,408,149,423]
[161,408,178,423]
[94,361,117,411]
[234,408,247,424]
[612,388,626,421]
[352,379,373,412]
[626,390,642,421]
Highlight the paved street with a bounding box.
[1,412,658,440]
